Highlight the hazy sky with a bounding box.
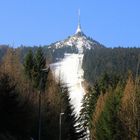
[0,0,140,47]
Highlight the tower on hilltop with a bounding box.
[75,9,82,34]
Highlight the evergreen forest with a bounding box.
[0,45,140,140]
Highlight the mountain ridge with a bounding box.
[48,31,105,54]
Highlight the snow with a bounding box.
[50,32,98,51]
[50,53,85,115]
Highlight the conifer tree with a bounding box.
[0,73,33,140]
[61,87,84,140]
[95,86,124,140]
[33,47,46,90]
[79,83,101,139]
[24,49,34,81]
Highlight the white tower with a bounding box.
[75,9,82,34]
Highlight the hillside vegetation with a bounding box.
[1,46,140,139]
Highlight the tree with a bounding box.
[92,92,108,139]
[61,86,84,140]
[1,48,23,82]
[40,72,61,140]
[0,73,34,140]
[24,49,34,81]
[79,83,101,139]
[0,48,30,98]
[119,73,140,139]
[95,86,124,140]
[33,47,46,90]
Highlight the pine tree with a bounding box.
[33,47,46,90]
[95,86,124,140]
[24,49,34,81]
[79,83,101,139]
[78,94,89,139]
[61,87,84,140]
[0,73,34,140]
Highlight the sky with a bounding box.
[0,0,140,47]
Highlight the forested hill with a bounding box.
[82,47,140,84]
[0,45,79,63]
[1,45,140,139]
[1,45,140,85]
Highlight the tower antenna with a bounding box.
[75,9,82,34]
[78,9,80,26]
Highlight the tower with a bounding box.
[75,9,82,34]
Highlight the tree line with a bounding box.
[82,47,140,84]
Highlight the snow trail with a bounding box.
[50,53,85,114]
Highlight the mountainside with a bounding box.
[82,47,140,84]
[48,32,104,54]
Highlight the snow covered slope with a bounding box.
[50,53,85,114]
[48,32,104,54]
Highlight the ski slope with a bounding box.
[51,53,85,114]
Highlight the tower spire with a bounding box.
[75,9,82,34]
[78,9,80,26]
